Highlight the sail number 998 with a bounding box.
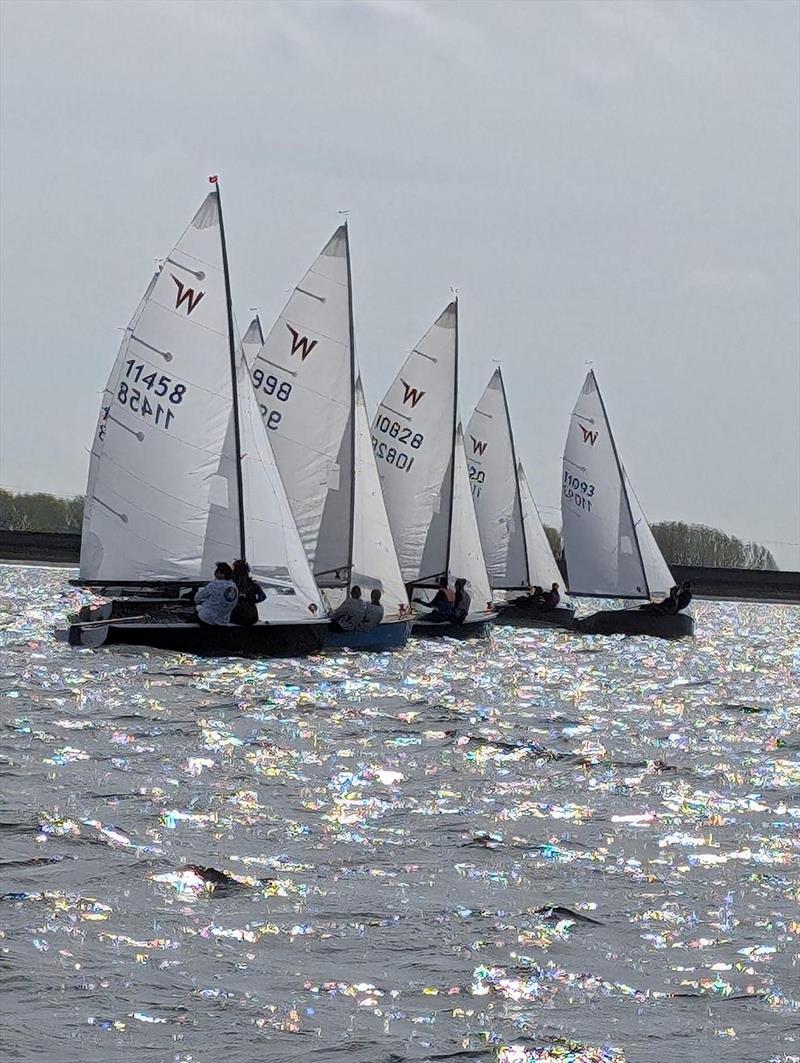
[252,368,292,432]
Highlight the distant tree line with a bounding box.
[0,491,779,570]
[0,490,84,533]
[544,521,776,570]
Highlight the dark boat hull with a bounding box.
[411,617,495,640]
[323,620,412,651]
[572,608,694,639]
[497,603,576,630]
[65,601,327,656]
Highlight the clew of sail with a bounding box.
[517,462,564,592]
[372,303,457,585]
[465,368,528,589]
[561,370,672,599]
[247,227,352,580]
[449,422,493,617]
[351,377,410,618]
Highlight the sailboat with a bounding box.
[247,224,411,650]
[67,181,329,654]
[371,300,495,638]
[465,367,573,629]
[561,370,694,637]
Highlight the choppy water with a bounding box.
[0,564,798,1063]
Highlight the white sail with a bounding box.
[352,377,410,619]
[517,462,564,592]
[240,315,264,363]
[372,303,457,584]
[624,474,674,599]
[465,368,528,588]
[249,227,352,580]
[449,422,493,618]
[79,188,324,620]
[561,370,672,599]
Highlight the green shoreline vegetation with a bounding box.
[1,489,777,571]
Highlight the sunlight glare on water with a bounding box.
[0,564,798,1063]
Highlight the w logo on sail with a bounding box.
[171,275,205,315]
[471,436,487,456]
[286,324,318,361]
[400,379,425,408]
[580,425,598,446]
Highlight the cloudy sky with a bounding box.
[1,0,798,567]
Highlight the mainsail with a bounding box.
[561,370,672,599]
[79,185,323,621]
[373,300,492,611]
[249,227,352,579]
[248,225,409,617]
[372,303,458,584]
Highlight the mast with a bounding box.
[591,370,650,599]
[443,296,459,580]
[344,221,357,590]
[498,367,531,588]
[214,177,247,562]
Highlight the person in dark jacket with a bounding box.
[675,580,693,612]
[414,576,455,622]
[230,559,266,625]
[542,582,561,609]
[453,578,471,623]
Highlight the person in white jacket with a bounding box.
[194,563,239,625]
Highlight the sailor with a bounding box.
[194,563,239,625]
[675,580,693,612]
[453,577,471,623]
[330,585,367,631]
[230,559,266,626]
[641,585,678,613]
[542,582,561,609]
[361,588,384,630]
[414,576,455,622]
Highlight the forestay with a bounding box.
[372,303,457,584]
[561,370,672,599]
[352,377,409,618]
[249,227,352,580]
[79,189,324,621]
[449,423,493,618]
[517,462,564,592]
[465,368,527,589]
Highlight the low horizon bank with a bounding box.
[1,531,798,604]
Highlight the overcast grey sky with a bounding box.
[1,0,798,567]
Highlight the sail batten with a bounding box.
[561,370,672,600]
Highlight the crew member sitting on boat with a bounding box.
[230,559,266,626]
[675,580,692,612]
[542,582,561,609]
[413,576,455,622]
[195,563,239,625]
[453,578,471,623]
[361,589,384,630]
[329,585,367,631]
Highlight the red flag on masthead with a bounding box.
[209,175,218,184]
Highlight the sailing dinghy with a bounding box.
[466,368,573,629]
[561,371,693,638]
[67,182,329,655]
[248,224,411,650]
[372,300,495,638]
